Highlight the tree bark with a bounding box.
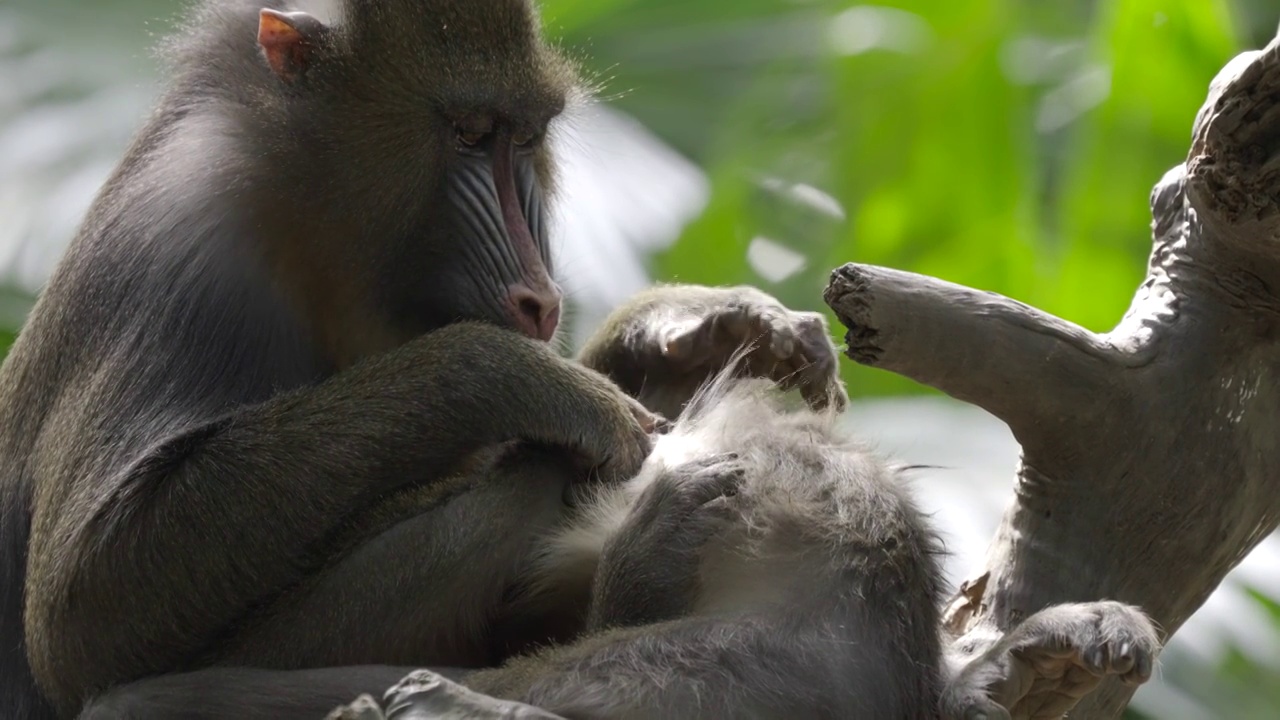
[823,32,1280,719]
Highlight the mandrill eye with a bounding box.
[456,129,488,147]
[512,131,536,148]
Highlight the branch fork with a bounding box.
[823,30,1280,719]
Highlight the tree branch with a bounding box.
[822,265,1135,441]
[823,30,1280,720]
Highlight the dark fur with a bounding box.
[0,1,654,716]
[75,447,584,720]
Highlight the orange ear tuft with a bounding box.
[258,9,320,83]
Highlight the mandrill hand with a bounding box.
[653,287,847,410]
[579,284,849,419]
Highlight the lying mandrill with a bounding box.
[455,369,948,719]
[330,365,1164,720]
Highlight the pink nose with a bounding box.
[508,283,562,342]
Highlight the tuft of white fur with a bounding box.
[525,483,637,600]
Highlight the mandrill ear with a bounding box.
[257,9,327,83]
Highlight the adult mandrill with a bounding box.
[0,0,845,717]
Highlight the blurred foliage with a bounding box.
[1214,589,1280,715]
[541,0,1256,398]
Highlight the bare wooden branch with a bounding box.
[822,265,1133,445]
[824,32,1280,720]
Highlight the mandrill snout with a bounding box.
[507,282,562,342]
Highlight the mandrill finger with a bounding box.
[716,304,782,367]
[657,317,710,370]
[652,415,674,435]
[713,304,753,344]
[745,346,784,381]
[794,355,846,411]
[749,306,797,360]
[798,371,839,411]
[661,306,753,372]
[793,313,837,367]
[791,313,847,411]
[818,370,850,413]
[623,395,669,435]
